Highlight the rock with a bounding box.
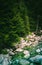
[6,49,14,56]
[35,36,37,39]
[9,51,14,56]
[31,33,35,37]
[33,41,38,45]
[10,49,13,52]
[3,58,9,65]
[25,43,31,46]
[6,49,10,52]
[29,55,42,63]
[29,41,32,45]
[40,30,42,33]
[26,36,29,39]
[40,48,42,51]
[15,44,19,48]
[19,45,25,48]
[19,59,30,65]
[36,49,41,53]
[19,42,27,48]
[0,54,11,65]
[28,35,33,39]
[28,33,35,39]
[0,54,4,63]
[20,38,25,43]
[11,46,16,51]
[34,36,41,41]
[16,48,23,52]
[29,39,35,42]
[24,54,30,59]
[3,54,9,58]
[37,36,41,41]
[23,50,30,58]
[23,50,30,55]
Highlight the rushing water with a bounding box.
[0,42,42,65]
[0,54,42,65]
[0,54,30,65]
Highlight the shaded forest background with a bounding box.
[0,0,42,49]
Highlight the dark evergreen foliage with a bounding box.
[0,0,42,48]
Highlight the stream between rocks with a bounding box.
[0,33,42,65]
[0,54,42,65]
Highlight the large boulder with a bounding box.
[29,55,42,64]
[0,54,11,65]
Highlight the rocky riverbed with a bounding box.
[14,33,42,56]
[0,32,42,65]
[1,33,42,56]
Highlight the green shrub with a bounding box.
[1,49,8,54]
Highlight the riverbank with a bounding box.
[1,32,42,56]
[0,32,42,65]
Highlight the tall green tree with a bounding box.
[25,0,42,31]
[0,0,30,48]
